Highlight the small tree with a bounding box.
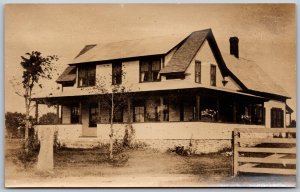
[88,75,133,159]
[11,51,58,152]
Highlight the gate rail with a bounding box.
[233,128,296,176]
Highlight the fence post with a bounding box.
[233,128,239,176]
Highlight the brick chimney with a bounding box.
[229,37,239,58]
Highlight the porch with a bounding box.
[34,88,268,152]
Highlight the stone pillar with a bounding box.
[37,126,54,172]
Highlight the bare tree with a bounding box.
[10,51,58,152]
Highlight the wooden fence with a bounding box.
[233,128,296,176]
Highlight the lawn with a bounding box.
[5,139,296,187]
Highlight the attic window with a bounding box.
[140,58,161,82]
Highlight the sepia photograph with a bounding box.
[4,3,296,187]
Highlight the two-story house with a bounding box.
[35,29,291,153]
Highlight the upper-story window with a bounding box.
[140,58,161,82]
[112,62,122,85]
[78,65,96,87]
[195,60,201,83]
[210,64,216,86]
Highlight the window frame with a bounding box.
[271,108,284,128]
[77,65,96,87]
[195,60,201,83]
[112,62,122,85]
[139,57,161,83]
[70,105,80,124]
[210,64,216,86]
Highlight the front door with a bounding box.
[82,102,97,137]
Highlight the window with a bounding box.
[112,62,122,85]
[70,105,80,124]
[195,60,201,83]
[134,106,145,122]
[140,58,161,82]
[210,64,216,86]
[78,65,96,87]
[89,103,98,127]
[271,108,284,128]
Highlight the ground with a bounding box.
[5,139,296,187]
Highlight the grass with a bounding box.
[5,139,296,187]
[5,139,233,186]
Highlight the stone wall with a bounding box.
[97,121,265,153]
[36,121,267,153]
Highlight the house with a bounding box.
[34,29,291,153]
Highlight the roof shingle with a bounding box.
[160,29,210,74]
[56,66,77,83]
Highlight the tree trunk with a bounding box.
[24,96,30,153]
[109,93,114,159]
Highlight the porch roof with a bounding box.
[33,83,266,103]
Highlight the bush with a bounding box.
[16,132,40,168]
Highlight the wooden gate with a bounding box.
[233,128,296,176]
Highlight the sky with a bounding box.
[4,4,296,119]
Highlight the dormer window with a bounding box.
[140,58,161,82]
[78,65,96,87]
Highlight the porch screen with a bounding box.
[89,103,98,127]
[71,106,80,124]
[134,106,144,122]
[271,108,284,128]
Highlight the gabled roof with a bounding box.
[160,29,210,74]
[223,53,290,98]
[72,34,188,64]
[56,66,77,83]
[57,28,289,100]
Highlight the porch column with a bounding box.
[127,98,132,123]
[56,104,59,124]
[160,96,164,122]
[35,101,39,124]
[98,100,101,123]
[196,95,200,120]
